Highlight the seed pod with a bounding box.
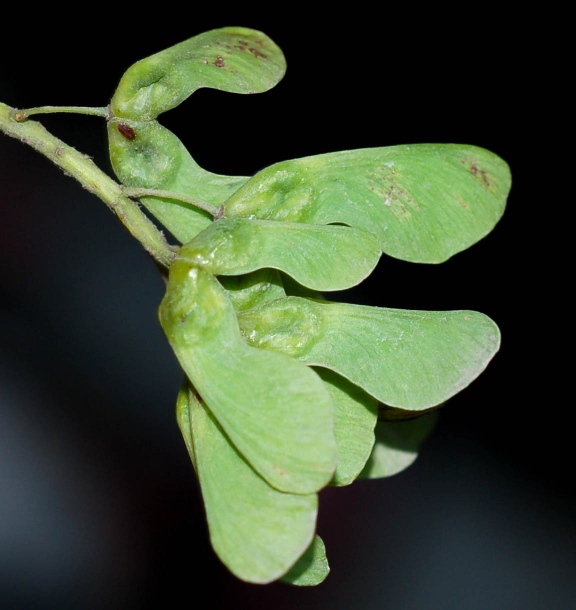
[239,296,501,411]
[178,217,382,291]
[176,383,318,584]
[224,143,511,263]
[107,118,247,243]
[108,27,286,243]
[159,261,337,494]
[110,27,286,120]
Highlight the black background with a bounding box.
[1,9,569,610]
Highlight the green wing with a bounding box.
[160,262,338,494]
[177,384,318,584]
[225,143,510,263]
[239,296,501,410]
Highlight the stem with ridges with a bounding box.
[0,101,177,269]
[12,105,110,121]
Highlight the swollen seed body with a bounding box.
[159,262,338,495]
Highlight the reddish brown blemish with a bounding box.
[214,55,225,67]
[249,47,267,58]
[469,164,491,188]
[117,123,136,140]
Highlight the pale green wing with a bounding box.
[359,411,439,478]
[179,218,381,291]
[108,27,286,242]
[178,384,318,584]
[318,368,378,487]
[110,27,286,120]
[224,144,511,263]
[176,380,198,472]
[238,296,501,411]
[281,535,330,586]
[159,262,337,494]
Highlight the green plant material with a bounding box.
[175,380,197,470]
[219,269,286,312]
[159,260,337,494]
[110,27,286,120]
[0,24,512,589]
[108,27,286,243]
[318,368,379,486]
[224,144,510,263]
[0,103,176,270]
[377,403,440,421]
[178,218,382,291]
[176,383,318,584]
[281,535,330,586]
[280,273,325,300]
[108,118,246,242]
[238,297,501,410]
[360,411,439,479]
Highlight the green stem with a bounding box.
[123,187,224,219]
[12,105,109,121]
[0,101,177,269]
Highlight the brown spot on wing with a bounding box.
[249,47,267,58]
[469,163,492,188]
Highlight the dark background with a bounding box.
[1,9,569,610]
